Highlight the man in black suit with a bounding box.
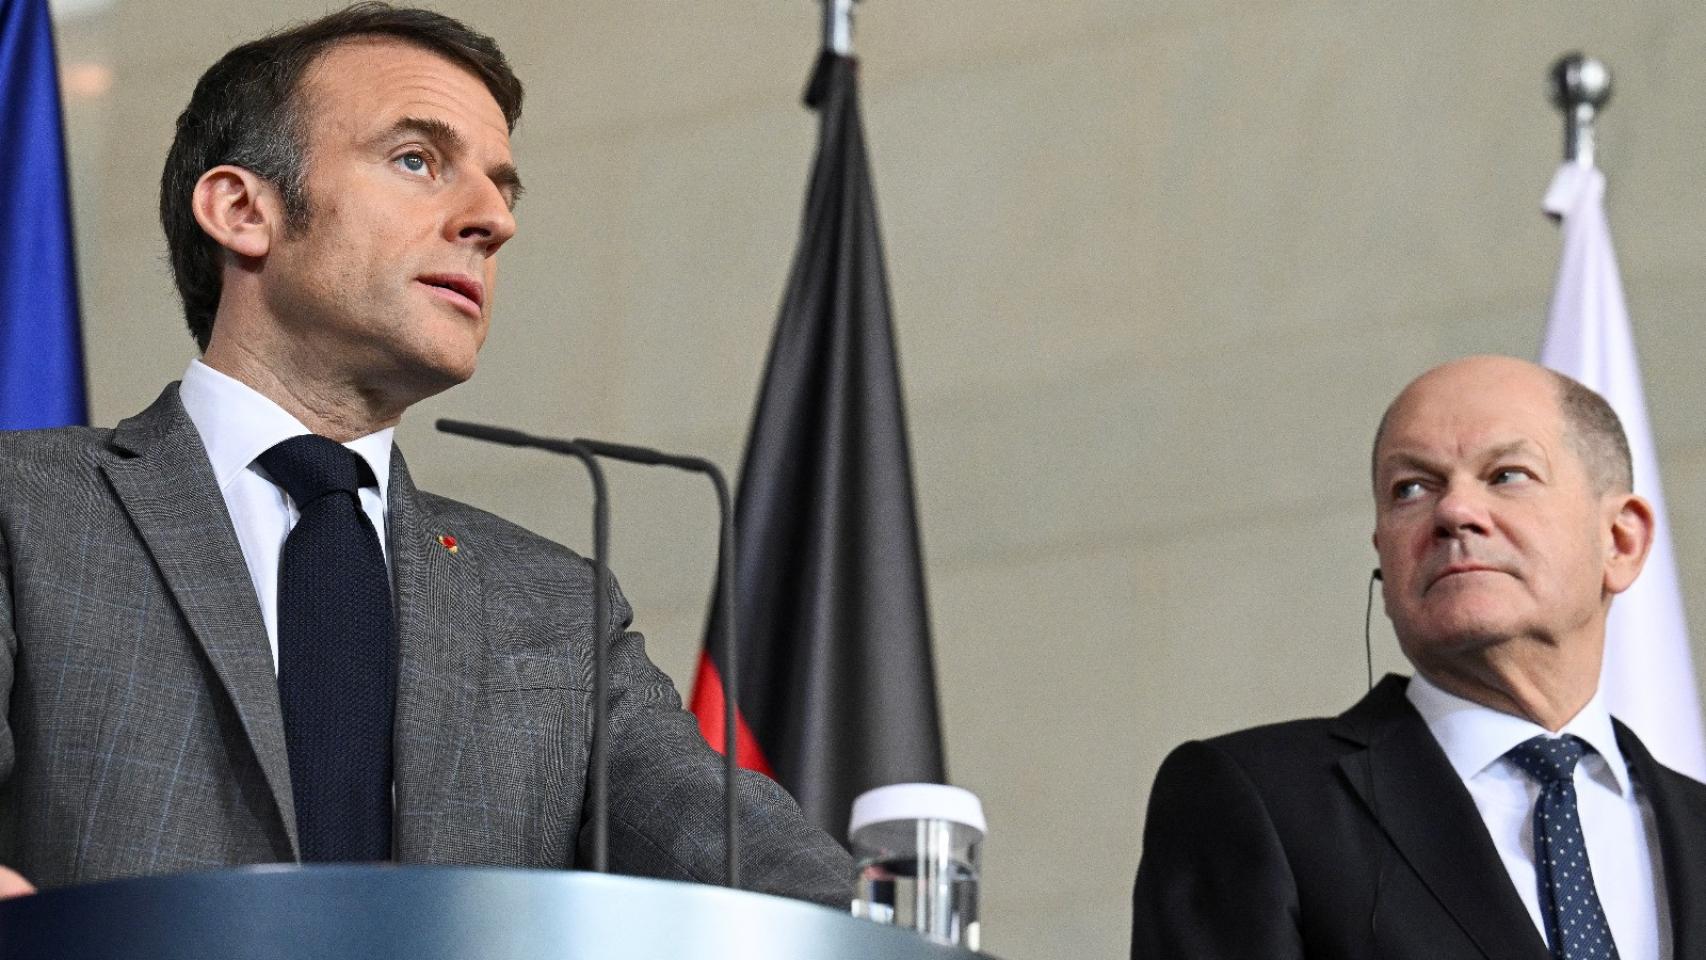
[1131,355,1706,960]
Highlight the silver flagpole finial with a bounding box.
[1550,53,1612,166]
[823,0,857,56]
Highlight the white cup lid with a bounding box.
[848,783,986,836]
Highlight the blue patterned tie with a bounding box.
[1505,735,1619,960]
[259,435,394,862]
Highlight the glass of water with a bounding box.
[848,783,985,951]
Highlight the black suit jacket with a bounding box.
[1131,675,1706,960]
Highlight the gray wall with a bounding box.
[51,2,1706,956]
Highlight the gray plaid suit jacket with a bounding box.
[0,385,852,906]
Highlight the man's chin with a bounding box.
[377,354,478,411]
[437,354,479,386]
[420,359,478,396]
[1398,618,1524,667]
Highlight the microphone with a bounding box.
[434,418,613,875]
[571,436,742,892]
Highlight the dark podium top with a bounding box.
[0,866,984,959]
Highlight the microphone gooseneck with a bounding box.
[572,436,742,892]
[435,418,613,875]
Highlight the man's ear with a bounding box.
[1604,492,1656,596]
[190,165,280,259]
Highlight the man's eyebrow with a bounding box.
[378,116,466,155]
[1377,440,1543,476]
[1483,439,1543,463]
[490,162,523,209]
[377,116,524,209]
[1376,451,1441,478]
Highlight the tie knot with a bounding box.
[257,434,373,508]
[1506,734,1588,785]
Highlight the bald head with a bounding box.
[1372,356,1632,496]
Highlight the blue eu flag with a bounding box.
[0,0,86,429]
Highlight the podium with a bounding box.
[0,866,984,959]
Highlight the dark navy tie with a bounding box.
[1505,734,1619,960]
[259,434,395,862]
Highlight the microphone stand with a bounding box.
[571,437,741,892]
[435,419,611,874]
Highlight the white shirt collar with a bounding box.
[1406,671,1632,795]
[178,359,395,505]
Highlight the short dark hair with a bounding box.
[1370,367,1634,494]
[159,2,523,350]
[1554,371,1633,494]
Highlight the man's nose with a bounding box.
[450,179,517,253]
[1432,482,1490,538]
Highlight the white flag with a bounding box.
[1541,160,1706,779]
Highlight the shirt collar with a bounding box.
[178,359,395,506]
[1406,671,1631,795]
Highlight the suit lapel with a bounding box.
[99,385,299,857]
[1616,722,1706,956]
[1336,677,1549,960]
[387,447,485,861]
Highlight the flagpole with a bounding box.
[823,0,856,55]
[1550,53,1611,166]
[1538,52,1706,780]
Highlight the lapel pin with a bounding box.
[436,534,459,555]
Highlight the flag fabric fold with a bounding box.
[1540,160,1706,780]
[0,0,85,430]
[691,51,946,842]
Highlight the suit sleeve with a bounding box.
[1132,739,1303,960]
[578,570,853,908]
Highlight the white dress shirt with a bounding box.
[178,359,394,672]
[1407,673,1670,960]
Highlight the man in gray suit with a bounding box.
[0,3,850,905]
